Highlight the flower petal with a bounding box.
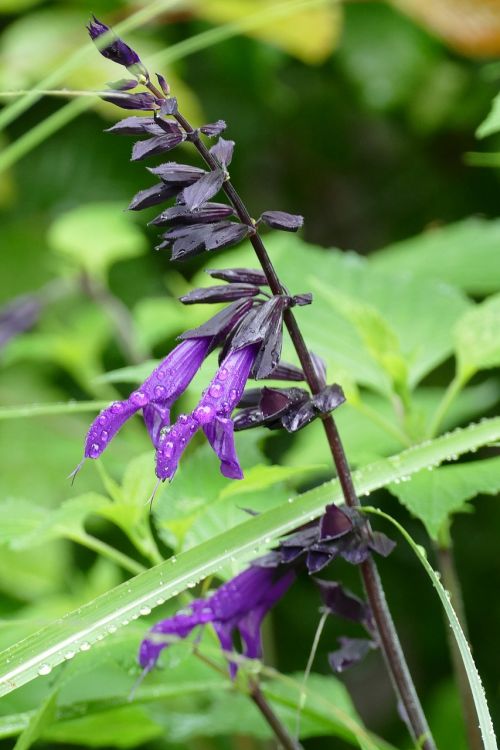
[203,416,243,479]
[131,131,185,161]
[260,210,304,232]
[128,182,179,211]
[182,168,225,211]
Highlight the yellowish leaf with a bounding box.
[390,0,500,57]
[192,0,342,64]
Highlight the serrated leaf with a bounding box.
[454,293,500,381]
[1,416,499,697]
[371,218,500,295]
[388,456,500,539]
[48,202,147,280]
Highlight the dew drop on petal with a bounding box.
[194,405,214,424]
[79,642,91,652]
[140,606,151,616]
[98,414,108,426]
[218,367,228,381]
[131,390,148,406]
[111,402,124,414]
[89,443,101,458]
[63,651,75,661]
[178,414,188,424]
[209,383,222,398]
[229,388,238,403]
[100,430,109,441]
[154,385,166,399]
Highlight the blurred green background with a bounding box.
[1,1,500,749]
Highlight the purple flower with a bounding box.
[155,344,257,481]
[82,338,212,466]
[87,16,147,78]
[139,565,295,678]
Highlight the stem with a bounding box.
[249,679,304,750]
[67,532,146,575]
[148,86,436,750]
[81,273,148,366]
[436,543,483,750]
[354,400,412,447]
[427,374,465,439]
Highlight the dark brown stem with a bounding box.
[249,679,304,750]
[436,543,482,750]
[150,86,435,750]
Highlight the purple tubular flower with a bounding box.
[87,15,147,78]
[84,337,212,461]
[156,344,258,481]
[139,565,295,678]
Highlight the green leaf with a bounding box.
[0,417,498,697]
[13,689,58,750]
[46,706,163,748]
[365,507,498,750]
[454,293,500,381]
[47,202,147,280]
[370,218,500,295]
[476,91,500,139]
[311,283,408,395]
[388,456,500,539]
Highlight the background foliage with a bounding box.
[1,1,500,749]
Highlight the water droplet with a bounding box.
[218,367,228,382]
[209,383,222,398]
[111,402,123,414]
[194,405,213,424]
[187,581,196,589]
[108,625,117,634]
[89,443,100,458]
[220,400,229,414]
[122,619,130,626]
[178,414,188,424]
[163,441,174,458]
[264,537,271,544]
[156,597,165,606]
[170,555,177,564]
[100,430,109,441]
[288,497,294,503]
[98,414,108,426]
[229,388,238,403]
[79,642,91,652]
[154,385,166,399]
[38,664,52,676]
[131,391,148,406]
[140,606,151,616]
[63,651,75,661]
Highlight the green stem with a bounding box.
[67,532,146,575]
[0,401,109,420]
[426,374,465,439]
[354,400,412,447]
[435,543,483,750]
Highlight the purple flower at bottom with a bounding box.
[83,337,212,463]
[156,344,257,481]
[139,565,295,678]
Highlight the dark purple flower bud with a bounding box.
[292,292,313,306]
[106,116,165,136]
[283,384,345,433]
[260,211,304,232]
[156,73,170,95]
[182,168,226,211]
[106,78,137,91]
[263,361,305,381]
[80,338,214,466]
[328,637,376,673]
[315,580,373,630]
[163,222,250,261]
[319,504,353,541]
[228,296,290,379]
[87,16,148,79]
[369,531,396,558]
[150,203,234,227]
[128,182,179,211]
[160,98,178,115]
[180,284,260,305]
[200,120,227,137]
[209,137,235,168]
[0,294,41,349]
[180,298,254,342]
[206,267,269,287]
[205,222,250,252]
[101,92,159,111]
[131,130,185,161]
[149,162,206,186]
[139,565,295,678]
[156,344,258,480]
